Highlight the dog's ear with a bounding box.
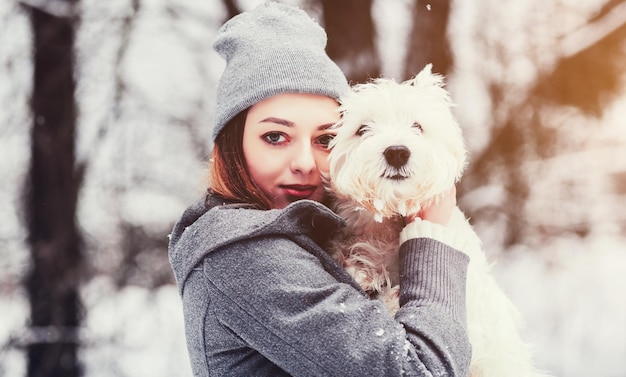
[415,63,433,81]
[406,64,452,106]
[408,64,443,88]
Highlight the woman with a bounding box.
[168,2,472,376]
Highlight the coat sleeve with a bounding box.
[200,234,471,377]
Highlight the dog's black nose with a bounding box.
[384,145,410,168]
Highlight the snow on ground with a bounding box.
[80,278,192,377]
[493,236,626,377]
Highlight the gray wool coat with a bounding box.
[168,194,471,377]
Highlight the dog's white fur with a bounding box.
[326,65,550,377]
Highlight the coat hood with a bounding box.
[168,195,345,292]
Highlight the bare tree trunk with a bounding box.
[25,4,83,377]
[319,0,381,84]
[404,0,453,78]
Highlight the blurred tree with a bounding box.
[22,0,83,376]
[319,0,381,84]
[461,0,626,246]
[535,0,626,116]
[404,0,453,78]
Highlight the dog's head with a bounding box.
[327,64,467,222]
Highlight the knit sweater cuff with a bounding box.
[399,218,470,252]
[399,238,469,324]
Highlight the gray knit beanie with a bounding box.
[211,1,350,141]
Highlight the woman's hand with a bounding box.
[405,185,457,225]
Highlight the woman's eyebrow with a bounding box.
[259,117,294,127]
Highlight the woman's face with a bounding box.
[243,93,340,209]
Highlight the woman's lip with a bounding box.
[281,185,317,198]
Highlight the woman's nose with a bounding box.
[290,144,316,174]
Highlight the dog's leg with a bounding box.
[449,208,551,377]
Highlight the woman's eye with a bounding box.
[263,132,287,144]
[317,134,335,149]
[356,125,368,136]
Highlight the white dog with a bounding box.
[326,64,550,377]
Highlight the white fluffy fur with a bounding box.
[326,65,550,377]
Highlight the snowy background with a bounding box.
[1,0,626,376]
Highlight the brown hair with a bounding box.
[208,110,273,210]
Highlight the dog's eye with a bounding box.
[412,122,423,132]
[356,125,369,136]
